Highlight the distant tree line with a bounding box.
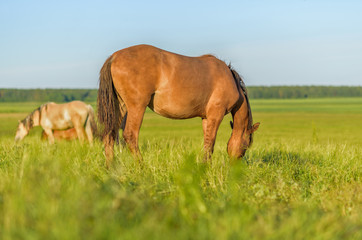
[247,86,362,99]
[0,86,361,102]
[0,89,97,102]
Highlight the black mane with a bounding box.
[21,106,41,130]
[228,65,253,130]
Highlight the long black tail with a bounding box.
[97,55,121,140]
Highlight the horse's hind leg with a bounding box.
[119,112,127,150]
[104,131,117,167]
[73,117,86,142]
[103,107,125,167]
[74,126,86,142]
[85,120,94,144]
[123,107,146,161]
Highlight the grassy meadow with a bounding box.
[0,98,361,239]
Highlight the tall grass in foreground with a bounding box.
[0,136,361,239]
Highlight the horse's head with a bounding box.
[15,107,40,142]
[15,120,30,142]
[227,65,260,159]
[227,121,260,158]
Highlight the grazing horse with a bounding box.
[15,101,96,143]
[41,128,78,141]
[97,44,259,167]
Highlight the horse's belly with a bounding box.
[152,106,200,119]
[53,121,74,129]
[150,93,205,119]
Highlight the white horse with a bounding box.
[15,101,96,143]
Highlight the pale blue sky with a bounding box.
[0,0,361,88]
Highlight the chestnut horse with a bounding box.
[15,101,96,143]
[97,45,259,166]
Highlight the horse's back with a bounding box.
[46,101,89,116]
[41,101,91,130]
[111,44,232,88]
[110,45,240,118]
[68,100,88,109]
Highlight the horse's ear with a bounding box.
[230,121,233,129]
[251,122,260,133]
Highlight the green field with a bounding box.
[0,98,361,239]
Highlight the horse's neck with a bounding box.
[30,109,40,127]
[231,96,250,136]
[227,96,250,156]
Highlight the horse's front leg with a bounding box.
[43,128,55,144]
[202,110,224,163]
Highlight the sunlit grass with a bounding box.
[0,98,361,239]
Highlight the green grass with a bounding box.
[252,98,362,113]
[0,98,361,239]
